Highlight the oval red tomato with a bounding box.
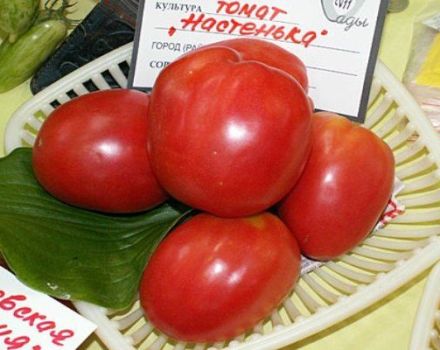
[279,112,395,260]
[148,38,312,217]
[139,212,301,342]
[32,89,167,213]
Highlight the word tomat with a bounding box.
[0,289,74,349]
[179,0,329,48]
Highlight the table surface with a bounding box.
[0,0,435,349]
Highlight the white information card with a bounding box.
[129,0,389,122]
[0,267,96,350]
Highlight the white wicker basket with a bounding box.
[4,43,440,350]
[410,262,440,350]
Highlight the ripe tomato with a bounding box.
[32,89,167,213]
[148,38,312,217]
[139,212,301,342]
[279,112,395,260]
[206,38,309,91]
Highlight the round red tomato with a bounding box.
[148,38,312,217]
[279,112,395,260]
[139,212,301,342]
[32,89,167,213]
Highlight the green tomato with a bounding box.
[0,0,39,42]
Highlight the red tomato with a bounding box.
[32,89,167,213]
[148,38,312,217]
[139,212,301,342]
[205,38,309,91]
[279,112,395,260]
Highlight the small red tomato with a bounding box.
[279,112,395,260]
[139,212,301,343]
[32,89,167,213]
[148,38,312,217]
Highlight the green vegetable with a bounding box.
[0,148,190,309]
[0,0,74,93]
[0,0,39,42]
[0,19,67,92]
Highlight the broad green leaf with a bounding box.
[0,148,190,309]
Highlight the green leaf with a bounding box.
[0,148,190,309]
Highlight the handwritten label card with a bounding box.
[0,267,96,350]
[129,0,389,122]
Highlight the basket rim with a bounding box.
[409,261,440,350]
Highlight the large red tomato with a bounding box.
[148,38,312,217]
[205,38,309,91]
[32,89,167,213]
[139,212,301,342]
[279,112,395,260]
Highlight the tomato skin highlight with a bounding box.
[139,212,301,343]
[32,89,167,213]
[279,112,395,260]
[148,39,312,217]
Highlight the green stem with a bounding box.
[37,0,77,28]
